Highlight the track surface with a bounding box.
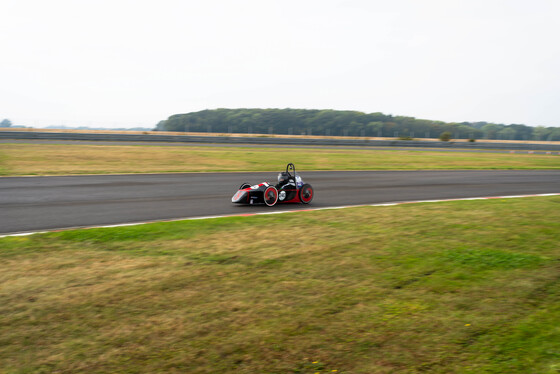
[2,139,560,154]
[1,170,559,234]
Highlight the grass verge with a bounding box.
[0,149,8,176]
[0,143,559,175]
[1,196,560,373]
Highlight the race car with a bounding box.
[231,163,314,206]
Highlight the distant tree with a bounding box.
[439,131,452,141]
[498,127,516,140]
[481,123,501,139]
[0,119,12,127]
[153,108,546,142]
[509,124,532,140]
[154,120,166,131]
[533,126,549,141]
[550,128,560,141]
[367,121,384,137]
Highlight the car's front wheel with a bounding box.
[264,186,278,206]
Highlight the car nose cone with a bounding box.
[231,190,247,203]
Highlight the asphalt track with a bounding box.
[1,170,559,234]
[2,139,560,154]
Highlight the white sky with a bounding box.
[1,0,559,128]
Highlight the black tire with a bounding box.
[264,186,278,206]
[299,184,313,204]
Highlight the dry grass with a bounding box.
[1,143,559,176]
[1,197,560,373]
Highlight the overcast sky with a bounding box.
[1,0,559,128]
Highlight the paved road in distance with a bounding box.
[1,170,559,234]
[3,139,560,154]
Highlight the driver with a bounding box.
[276,172,292,188]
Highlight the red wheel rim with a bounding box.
[264,186,278,206]
[300,185,313,203]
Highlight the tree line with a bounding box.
[155,109,560,141]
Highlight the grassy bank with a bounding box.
[1,196,559,373]
[1,143,559,175]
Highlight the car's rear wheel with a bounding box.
[264,186,278,206]
[299,184,313,204]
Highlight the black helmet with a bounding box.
[277,172,290,186]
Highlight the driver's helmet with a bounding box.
[277,172,291,186]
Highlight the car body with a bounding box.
[231,163,314,206]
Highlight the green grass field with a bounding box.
[1,197,559,373]
[0,143,559,175]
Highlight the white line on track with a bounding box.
[1,192,559,238]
